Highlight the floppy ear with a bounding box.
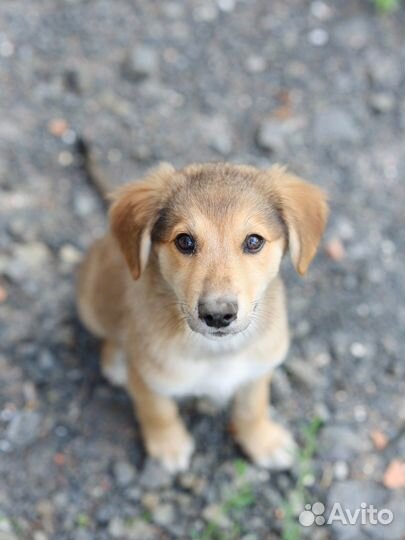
[109,163,175,280]
[265,166,329,276]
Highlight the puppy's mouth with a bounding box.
[185,319,251,339]
[212,330,228,337]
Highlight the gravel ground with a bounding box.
[0,1,404,539]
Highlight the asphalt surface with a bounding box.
[0,1,404,539]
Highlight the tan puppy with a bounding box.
[77,162,328,473]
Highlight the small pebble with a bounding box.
[6,410,41,448]
[152,503,175,527]
[217,0,235,12]
[107,149,122,163]
[350,342,367,359]
[0,39,14,57]
[202,504,232,529]
[256,119,286,153]
[370,430,388,451]
[194,3,218,22]
[33,532,48,540]
[59,244,83,267]
[308,28,329,46]
[333,460,349,480]
[122,45,159,81]
[54,425,68,438]
[369,92,395,114]
[245,55,266,73]
[138,459,172,489]
[61,129,77,145]
[141,493,160,511]
[325,238,346,261]
[354,405,368,422]
[48,119,68,137]
[310,1,333,20]
[0,284,8,304]
[58,151,74,167]
[314,108,361,145]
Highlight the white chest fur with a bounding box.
[140,331,288,403]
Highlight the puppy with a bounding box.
[77,162,328,473]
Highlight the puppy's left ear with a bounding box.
[264,166,329,276]
[109,163,175,280]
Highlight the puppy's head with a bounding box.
[110,163,328,340]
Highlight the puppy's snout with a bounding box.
[198,297,238,329]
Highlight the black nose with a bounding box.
[198,298,238,329]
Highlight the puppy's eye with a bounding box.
[175,233,196,254]
[244,234,265,254]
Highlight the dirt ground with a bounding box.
[0,1,404,539]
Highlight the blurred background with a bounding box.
[0,1,404,539]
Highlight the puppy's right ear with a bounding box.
[109,163,175,280]
[262,166,329,276]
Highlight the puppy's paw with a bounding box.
[145,425,194,474]
[235,420,297,470]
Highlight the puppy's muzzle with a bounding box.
[198,297,238,329]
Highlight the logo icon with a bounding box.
[298,501,394,527]
[299,502,326,527]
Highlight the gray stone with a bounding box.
[123,45,159,81]
[141,492,160,511]
[314,108,362,145]
[369,92,395,114]
[319,425,371,461]
[74,531,92,540]
[198,115,233,156]
[73,191,98,217]
[311,402,330,424]
[7,242,51,282]
[33,532,48,540]
[108,517,126,539]
[202,504,232,529]
[0,518,18,540]
[178,472,207,495]
[138,459,172,489]
[271,368,292,402]
[335,18,369,49]
[152,503,175,527]
[194,2,218,22]
[308,28,329,47]
[327,480,388,540]
[367,56,402,90]
[0,532,18,540]
[95,505,114,526]
[59,244,83,267]
[127,520,156,540]
[365,493,405,540]
[245,55,266,73]
[256,119,286,153]
[286,358,324,390]
[333,460,350,481]
[126,486,141,502]
[37,349,55,372]
[113,460,137,487]
[6,410,41,448]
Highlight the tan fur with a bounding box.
[76,162,328,472]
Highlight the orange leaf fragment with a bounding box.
[383,460,405,489]
[370,430,388,450]
[325,238,346,261]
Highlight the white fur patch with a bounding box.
[102,349,128,387]
[142,328,287,404]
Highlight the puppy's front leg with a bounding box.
[232,374,296,470]
[127,366,194,473]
